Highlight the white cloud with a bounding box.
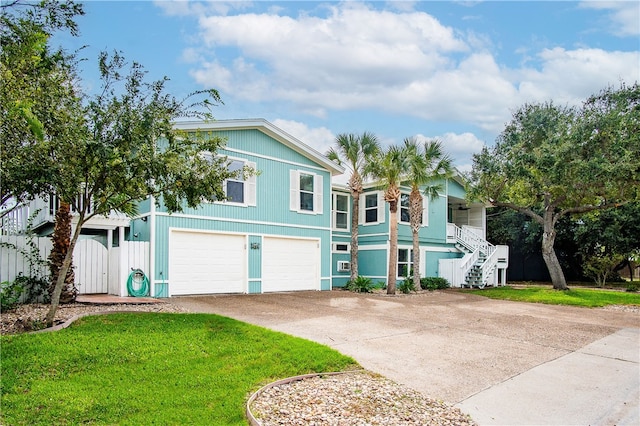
[271,119,336,158]
[414,132,485,171]
[175,2,637,141]
[580,1,640,37]
[516,48,639,106]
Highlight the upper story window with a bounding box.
[359,192,385,225]
[290,170,323,214]
[400,193,410,223]
[204,154,256,206]
[332,193,349,230]
[399,193,428,226]
[365,193,378,223]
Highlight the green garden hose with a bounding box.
[127,269,149,297]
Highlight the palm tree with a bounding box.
[403,138,453,291]
[327,132,380,282]
[367,145,406,294]
[48,200,78,304]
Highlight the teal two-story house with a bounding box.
[3,119,507,296]
[330,176,509,289]
[128,119,344,297]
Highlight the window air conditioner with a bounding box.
[337,261,351,272]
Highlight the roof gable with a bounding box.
[174,119,344,175]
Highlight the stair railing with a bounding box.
[451,223,498,287]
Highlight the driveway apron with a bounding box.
[170,290,640,425]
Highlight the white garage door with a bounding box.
[169,231,246,295]
[262,237,319,292]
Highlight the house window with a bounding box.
[400,193,410,223]
[225,160,245,203]
[332,243,350,252]
[332,194,349,230]
[365,193,378,223]
[204,154,256,206]
[299,173,314,211]
[290,170,323,214]
[398,248,414,278]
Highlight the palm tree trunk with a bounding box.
[409,190,423,291]
[350,189,360,281]
[388,201,399,294]
[48,202,77,305]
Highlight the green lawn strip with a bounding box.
[466,286,640,307]
[1,313,358,425]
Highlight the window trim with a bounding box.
[332,193,350,231]
[290,170,323,214]
[398,192,429,227]
[397,247,414,279]
[359,191,385,225]
[205,154,256,207]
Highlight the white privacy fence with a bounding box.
[1,235,149,297]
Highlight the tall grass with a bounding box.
[1,313,357,425]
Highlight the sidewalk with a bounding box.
[456,328,640,425]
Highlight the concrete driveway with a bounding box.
[170,290,639,425]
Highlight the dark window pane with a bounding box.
[300,173,314,191]
[365,208,377,223]
[226,181,244,203]
[336,244,348,251]
[300,192,314,211]
[401,193,409,207]
[336,194,348,212]
[336,212,347,228]
[365,194,377,208]
[401,208,410,222]
[398,249,408,262]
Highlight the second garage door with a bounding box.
[262,237,320,292]
[169,231,246,295]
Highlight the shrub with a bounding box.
[626,283,639,293]
[398,278,415,294]
[14,274,50,303]
[345,276,374,293]
[1,279,24,312]
[421,277,450,291]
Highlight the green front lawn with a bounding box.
[466,286,640,307]
[1,313,357,425]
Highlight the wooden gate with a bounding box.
[74,239,109,294]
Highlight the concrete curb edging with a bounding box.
[245,369,367,426]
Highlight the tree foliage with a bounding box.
[367,145,406,294]
[44,51,234,325]
[0,0,84,215]
[470,83,640,289]
[327,132,380,281]
[403,137,452,290]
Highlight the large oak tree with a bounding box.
[469,83,640,290]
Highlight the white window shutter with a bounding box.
[378,191,386,223]
[246,161,257,206]
[314,174,323,214]
[358,194,365,224]
[290,170,299,211]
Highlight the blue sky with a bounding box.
[54,1,640,173]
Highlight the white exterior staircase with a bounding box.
[441,224,509,288]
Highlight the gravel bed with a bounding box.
[0,301,189,335]
[250,371,477,426]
